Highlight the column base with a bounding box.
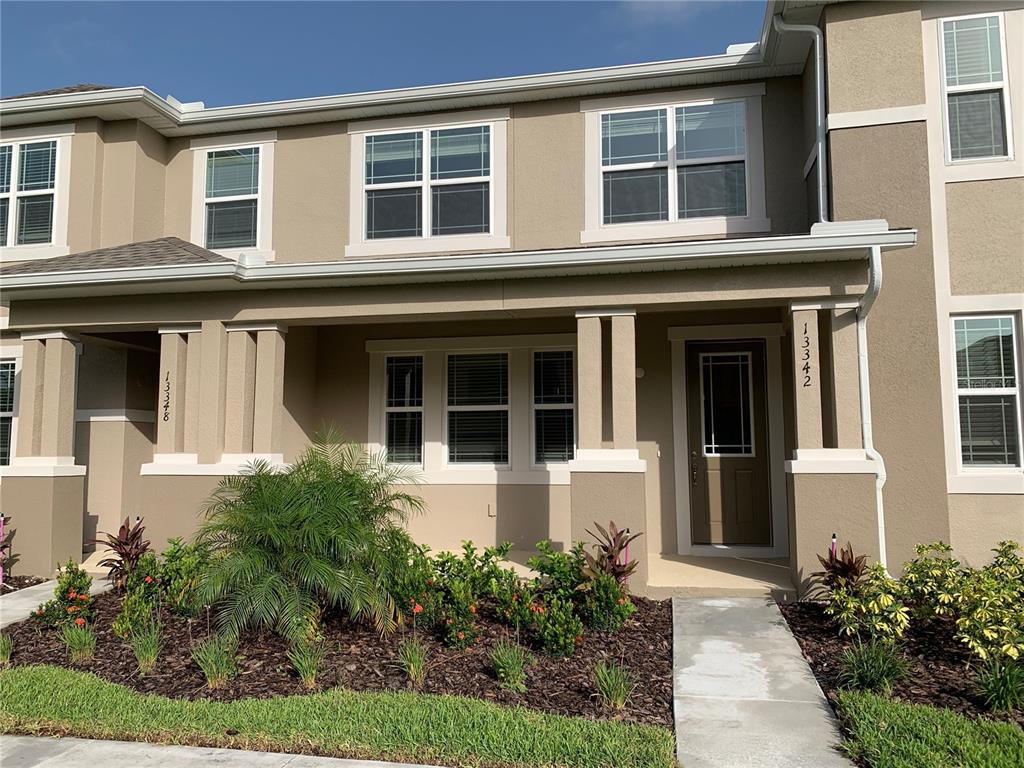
[140,453,285,475]
[568,448,646,473]
[0,472,85,576]
[785,448,878,474]
[0,457,86,477]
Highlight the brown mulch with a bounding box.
[778,600,1024,729]
[0,575,47,594]
[3,590,674,728]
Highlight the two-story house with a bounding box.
[1,0,1021,596]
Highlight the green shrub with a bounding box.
[594,661,634,710]
[396,637,428,689]
[129,616,162,676]
[528,540,585,601]
[439,578,478,649]
[196,436,423,643]
[901,541,961,620]
[33,560,93,628]
[158,538,209,616]
[0,634,12,667]
[826,563,910,642]
[490,639,529,693]
[837,640,909,694]
[388,538,441,629]
[533,594,583,658]
[58,623,96,664]
[287,642,325,690]
[433,541,512,601]
[123,552,161,600]
[953,541,1024,663]
[976,659,1024,713]
[191,635,237,689]
[112,589,156,641]
[578,572,636,631]
[494,569,536,632]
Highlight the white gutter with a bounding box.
[857,245,888,571]
[0,227,917,293]
[773,14,829,222]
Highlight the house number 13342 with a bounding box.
[801,322,812,388]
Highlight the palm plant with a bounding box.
[196,435,423,643]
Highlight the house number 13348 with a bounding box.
[801,322,812,388]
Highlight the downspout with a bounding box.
[858,245,888,571]
[772,14,829,223]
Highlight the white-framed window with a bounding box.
[953,315,1022,469]
[532,349,575,464]
[190,132,275,260]
[698,351,755,457]
[0,358,15,466]
[581,85,769,243]
[346,110,510,258]
[446,352,509,466]
[940,13,1013,162]
[0,125,72,259]
[384,355,423,464]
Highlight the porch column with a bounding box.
[790,307,823,451]
[14,337,45,458]
[252,325,287,458]
[576,314,603,450]
[196,320,228,465]
[39,333,78,460]
[828,308,863,448]
[611,313,637,450]
[156,329,189,454]
[224,329,258,456]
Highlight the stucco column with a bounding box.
[14,337,46,458]
[39,335,78,459]
[224,330,257,455]
[576,315,603,450]
[829,308,863,449]
[156,330,188,454]
[183,329,202,455]
[252,326,287,458]
[790,308,823,451]
[611,313,637,450]
[197,320,228,465]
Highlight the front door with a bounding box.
[685,340,771,546]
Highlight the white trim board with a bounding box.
[827,104,927,131]
[669,323,788,558]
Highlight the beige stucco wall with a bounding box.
[163,138,192,240]
[0,475,85,577]
[946,178,1024,295]
[824,2,926,113]
[830,121,951,566]
[948,494,1024,568]
[67,119,105,253]
[137,474,223,550]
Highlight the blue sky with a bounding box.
[1,1,765,105]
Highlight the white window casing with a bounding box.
[939,12,1015,165]
[581,84,770,243]
[346,108,510,258]
[190,131,276,262]
[0,346,23,467]
[0,124,73,261]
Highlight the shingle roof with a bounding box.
[0,237,230,276]
[6,83,115,99]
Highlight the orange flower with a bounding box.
[469,604,477,614]
[67,590,77,599]
[66,605,79,613]
[74,617,86,627]
[457,631,465,640]
[413,603,423,615]
[144,575,153,584]
[616,598,625,605]
[78,594,89,602]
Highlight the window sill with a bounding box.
[580,216,771,244]
[943,155,1022,184]
[947,472,1024,495]
[345,235,510,259]
[391,467,570,485]
[0,244,70,262]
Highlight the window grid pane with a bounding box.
[602,109,667,165]
[366,133,422,185]
[534,350,574,405]
[448,353,508,406]
[386,356,423,407]
[205,199,257,249]
[535,409,573,463]
[0,416,11,466]
[387,412,423,464]
[0,360,14,413]
[701,354,753,455]
[431,126,489,180]
[16,194,54,245]
[676,102,745,161]
[958,395,1020,467]
[431,182,489,235]
[944,16,1003,87]
[955,317,1016,389]
[677,162,746,218]
[0,198,8,246]
[206,148,259,198]
[603,168,669,224]
[366,188,422,239]
[947,90,1007,160]
[448,411,508,464]
[0,145,11,194]
[18,141,56,192]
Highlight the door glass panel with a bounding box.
[700,352,753,455]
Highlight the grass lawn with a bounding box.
[0,665,674,768]
[835,690,1024,768]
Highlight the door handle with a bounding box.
[691,451,698,486]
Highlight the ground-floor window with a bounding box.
[447,352,509,465]
[953,315,1021,468]
[384,355,423,464]
[533,350,575,463]
[0,358,14,465]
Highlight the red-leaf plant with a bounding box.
[581,521,643,590]
[90,517,151,591]
[814,541,868,595]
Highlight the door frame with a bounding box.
[669,323,789,558]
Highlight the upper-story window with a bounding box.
[346,110,510,258]
[0,126,72,259]
[941,14,1013,162]
[190,132,275,260]
[581,85,769,243]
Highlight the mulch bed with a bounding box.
[779,600,1023,729]
[4,590,674,728]
[0,576,47,594]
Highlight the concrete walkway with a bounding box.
[0,580,112,629]
[672,597,851,768]
[0,736,442,767]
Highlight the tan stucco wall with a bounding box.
[137,475,223,550]
[67,120,105,253]
[946,178,1024,295]
[948,494,1024,568]
[0,475,85,577]
[824,2,926,113]
[762,78,812,235]
[163,138,192,240]
[830,121,951,567]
